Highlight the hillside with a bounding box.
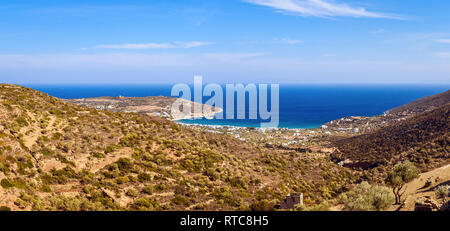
[0,84,355,211]
[323,90,450,135]
[387,90,450,115]
[332,103,449,173]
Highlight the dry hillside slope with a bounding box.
[332,104,449,172]
[387,90,450,115]
[0,84,355,211]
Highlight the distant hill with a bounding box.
[66,95,222,120]
[332,103,449,171]
[386,90,450,115]
[0,84,354,211]
[323,90,450,135]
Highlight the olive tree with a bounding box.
[342,181,395,211]
[385,161,420,204]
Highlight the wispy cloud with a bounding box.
[274,38,303,44]
[95,41,213,49]
[243,0,404,19]
[0,52,266,69]
[201,53,266,61]
[2,53,450,84]
[381,33,450,44]
[370,29,386,34]
[434,39,450,44]
[435,52,450,59]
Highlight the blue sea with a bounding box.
[26,84,449,129]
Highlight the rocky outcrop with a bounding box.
[414,196,440,211]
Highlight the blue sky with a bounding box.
[1,0,449,84]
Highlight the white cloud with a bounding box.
[243,0,404,19]
[434,39,450,44]
[201,52,266,61]
[435,52,450,59]
[95,41,213,49]
[1,53,449,84]
[370,29,386,34]
[380,33,450,44]
[274,38,303,44]
[0,52,265,69]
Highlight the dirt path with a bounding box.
[394,164,450,211]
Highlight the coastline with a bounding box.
[169,98,224,121]
[32,85,449,130]
[170,108,224,121]
[175,118,321,130]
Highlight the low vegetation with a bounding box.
[340,181,394,211]
[0,84,447,211]
[0,84,357,211]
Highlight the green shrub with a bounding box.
[119,134,141,147]
[51,132,63,141]
[41,184,52,193]
[203,168,220,181]
[0,179,14,189]
[435,185,449,199]
[104,145,115,154]
[2,101,13,111]
[249,199,275,211]
[213,187,240,207]
[11,178,27,189]
[171,195,189,206]
[49,110,63,116]
[48,196,105,211]
[41,147,55,156]
[37,136,50,143]
[130,198,161,211]
[296,201,331,211]
[341,181,394,211]
[126,188,139,197]
[0,162,10,174]
[142,185,153,195]
[91,152,105,158]
[227,176,249,189]
[14,116,29,127]
[0,206,11,211]
[115,176,130,185]
[154,183,167,192]
[137,173,152,182]
[116,158,133,173]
